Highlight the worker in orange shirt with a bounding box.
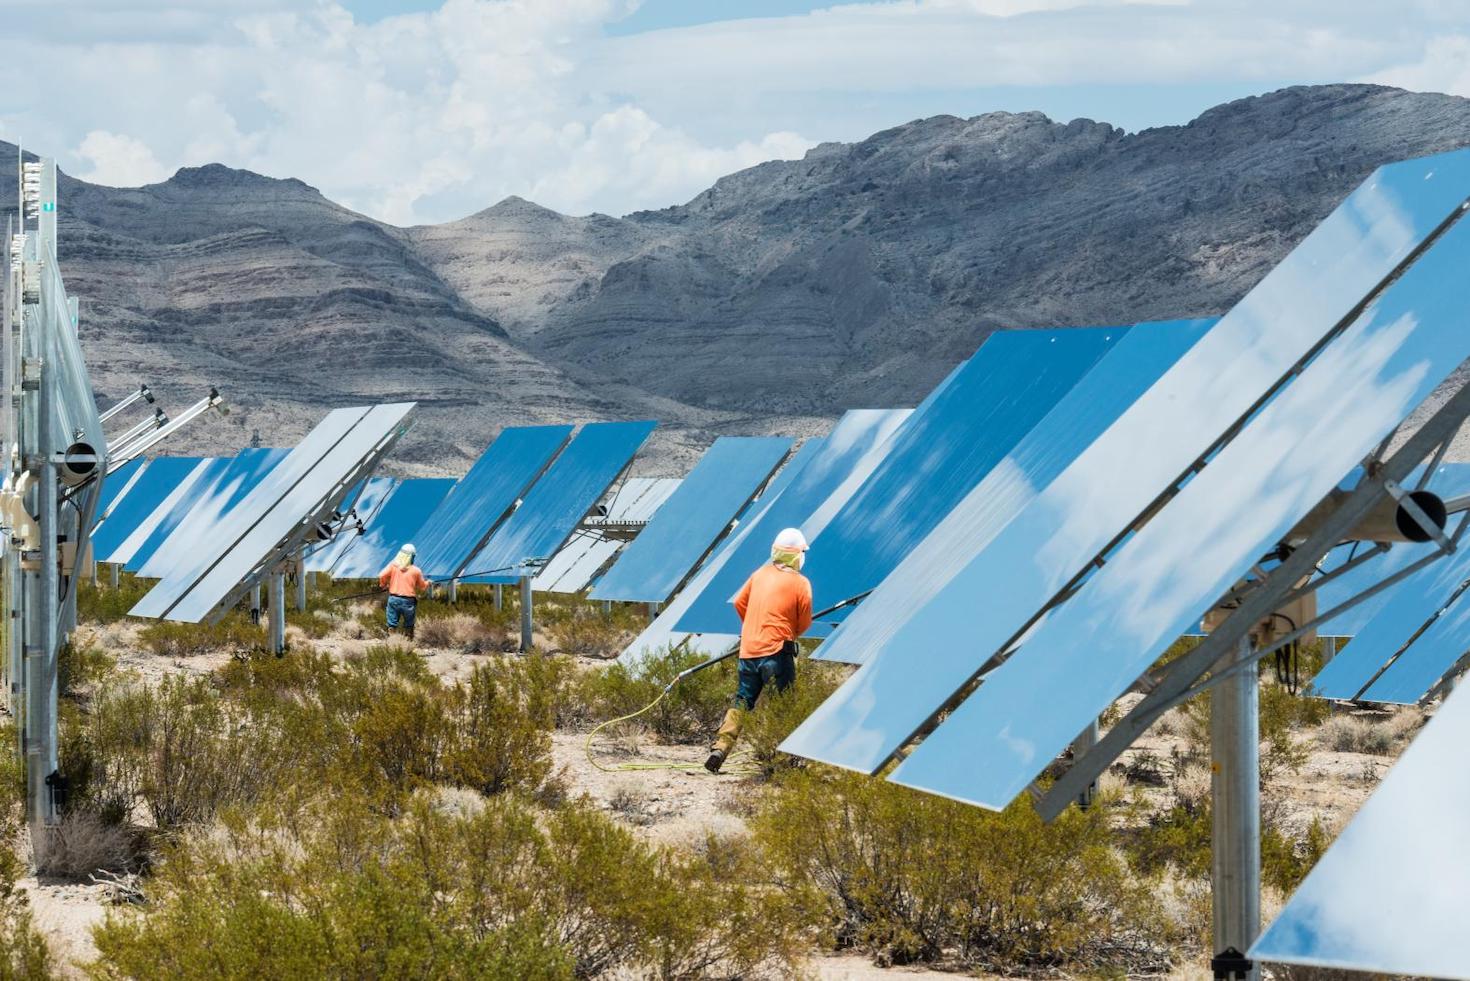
[378,543,429,640]
[705,528,813,773]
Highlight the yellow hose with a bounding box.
[583,688,758,774]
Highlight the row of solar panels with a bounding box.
[91,413,801,618]
[597,149,1470,978]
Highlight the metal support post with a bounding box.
[249,583,262,624]
[294,560,307,612]
[1069,719,1100,807]
[602,600,612,616]
[1322,635,1337,665]
[109,562,119,589]
[447,579,458,603]
[519,576,533,652]
[1211,636,1260,981]
[646,601,658,621]
[493,584,502,611]
[268,572,287,655]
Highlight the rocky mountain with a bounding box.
[5,83,1470,474]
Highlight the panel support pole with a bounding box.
[249,583,262,624]
[1069,718,1100,808]
[109,562,119,589]
[447,579,458,603]
[268,572,286,655]
[493,584,502,611]
[1210,635,1260,981]
[294,559,307,612]
[646,602,658,621]
[519,576,533,653]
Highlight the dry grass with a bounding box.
[34,813,137,880]
[413,613,513,654]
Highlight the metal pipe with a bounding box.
[109,562,119,589]
[250,583,262,625]
[519,576,533,652]
[294,560,307,612]
[1211,636,1261,980]
[494,584,502,611]
[447,578,458,603]
[98,384,153,424]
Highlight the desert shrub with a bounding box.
[1262,815,1331,895]
[1317,715,1394,755]
[414,613,512,654]
[571,644,734,743]
[59,644,117,701]
[1178,671,1320,779]
[739,661,848,773]
[36,812,137,879]
[90,793,802,980]
[136,612,263,658]
[544,605,632,658]
[443,659,566,796]
[751,766,1170,973]
[76,572,151,624]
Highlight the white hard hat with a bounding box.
[401,543,417,555]
[773,528,808,552]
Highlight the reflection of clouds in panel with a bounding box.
[894,218,1470,806]
[816,455,1038,665]
[1252,680,1470,977]
[800,410,912,541]
[1102,309,1425,646]
[111,460,215,565]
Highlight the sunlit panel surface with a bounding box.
[305,476,399,575]
[89,457,204,563]
[465,421,657,583]
[891,209,1470,808]
[102,458,222,566]
[620,437,826,671]
[133,404,413,621]
[592,437,792,603]
[1360,582,1470,704]
[800,327,1122,622]
[781,148,1470,775]
[134,449,291,580]
[412,425,574,580]
[330,477,456,580]
[810,319,1210,665]
[92,457,144,525]
[674,409,913,635]
[1310,530,1470,701]
[1250,679,1470,977]
[534,477,679,594]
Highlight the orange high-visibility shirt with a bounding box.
[379,563,428,598]
[733,562,813,658]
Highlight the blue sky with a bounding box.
[1,1,1466,223]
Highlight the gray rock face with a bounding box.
[5,83,1470,473]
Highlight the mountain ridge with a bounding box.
[5,83,1470,474]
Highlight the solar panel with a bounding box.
[801,327,1129,626]
[89,457,204,564]
[464,421,657,583]
[92,457,144,523]
[883,209,1470,809]
[591,437,794,603]
[807,319,1211,665]
[534,477,680,594]
[1357,583,1470,704]
[107,458,230,568]
[620,437,826,670]
[412,425,574,580]
[133,448,291,579]
[306,476,400,575]
[779,148,1470,776]
[672,409,913,635]
[329,477,457,580]
[1249,677,1470,977]
[131,404,413,622]
[1311,463,1470,638]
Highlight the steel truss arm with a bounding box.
[1037,377,1470,821]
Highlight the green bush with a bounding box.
[75,573,151,624]
[572,644,734,743]
[89,793,803,980]
[751,766,1171,973]
[137,612,264,658]
[443,659,565,796]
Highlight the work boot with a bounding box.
[705,708,745,773]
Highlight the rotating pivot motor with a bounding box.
[1287,485,1448,546]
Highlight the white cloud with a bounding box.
[0,0,1465,223]
[73,130,172,186]
[1369,34,1470,98]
